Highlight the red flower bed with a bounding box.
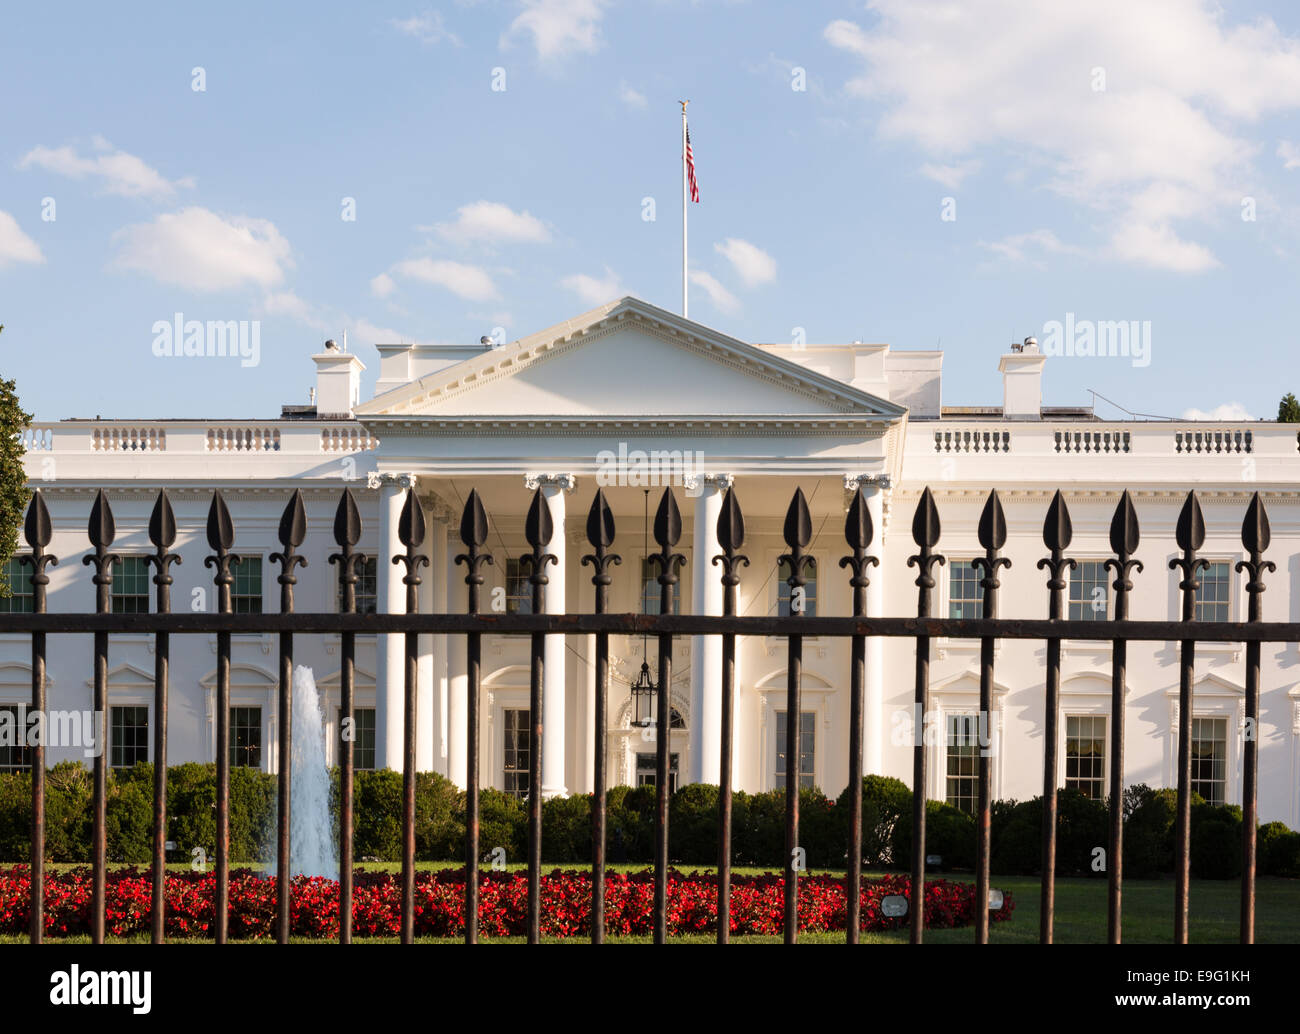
[0,866,1013,939]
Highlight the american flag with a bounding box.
[685,125,700,203]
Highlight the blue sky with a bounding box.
[3,0,1300,421]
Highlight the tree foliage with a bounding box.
[0,325,35,595]
[1278,392,1300,423]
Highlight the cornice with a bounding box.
[361,415,891,438]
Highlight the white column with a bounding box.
[370,472,414,772]
[528,473,574,798]
[845,475,888,777]
[688,474,730,785]
[417,506,445,773]
[446,533,467,788]
[583,632,597,793]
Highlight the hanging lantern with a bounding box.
[630,660,656,728]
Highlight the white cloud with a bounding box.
[1111,222,1219,273]
[619,81,647,109]
[349,317,411,347]
[1279,140,1300,169]
[1181,402,1254,421]
[689,270,739,314]
[393,257,499,300]
[19,140,193,200]
[111,207,291,291]
[390,11,461,45]
[261,291,331,331]
[0,211,44,267]
[502,0,606,61]
[979,229,1084,267]
[561,267,622,305]
[919,159,981,189]
[825,2,1300,272]
[714,238,776,288]
[434,201,550,245]
[370,272,397,298]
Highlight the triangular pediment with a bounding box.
[356,297,904,421]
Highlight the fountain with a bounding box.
[268,665,338,880]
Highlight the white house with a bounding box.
[7,296,1300,826]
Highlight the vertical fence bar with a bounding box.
[329,488,363,944]
[779,488,813,945]
[394,488,428,945]
[973,490,1010,945]
[1171,491,1207,944]
[1104,490,1140,943]
[271,490,307,944]
[1237,492,1271,944]
[840,486,878,944]
[582,489,619,944]
[21,491,55,945]
[456,489,493,945]
[83,489,117,944]
[714,487,747,945]
[1037,491,1075,944]
[205,492,235,943]
[649,487,684,946]
[146,490,180,944]
[522,487,556,944]
[906,488,944,944]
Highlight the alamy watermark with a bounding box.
[595,443,707,496]
[151,313,261,368]
[0,705,104,757]
[1040,313,1151,368]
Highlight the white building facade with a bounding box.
[7,296,1300,826]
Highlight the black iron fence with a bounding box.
[2,482,1290,944]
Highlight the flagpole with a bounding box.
[681,100,689,318]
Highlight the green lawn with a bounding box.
[6,864,1295,943]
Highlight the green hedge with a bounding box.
[0,766,1294,877]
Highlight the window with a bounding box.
[230,707,262,768]
[636,752,680,792]
[338,707,376,770]
[1069,561,1109,621]
[0,705,31,771]
[945,713,980,815]
[110,706,149,770]
[1190,716,1228,806]
[111,556,150,614]
[777,558,817,617]
[775,710,815,790]
[337,556,378,615]
[947,561,982,620]
[231,556,263,614]
[505,559,532,615]
[1065,715,1106,799]
[641,559,680,615]
[1194,562,1231,622]
[0,557,33,613]
[503,708,530,798]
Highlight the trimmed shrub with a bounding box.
[891,799,976,872]
[835,775,911,867]
[477,788,526,864]
[106,763,154,862]
[1190,803,1242,879]
[668,782,718,864]
[45,761,92,862]
[1123,783,1177,878]
[542,792,591,862]
[1259,821,1300,877]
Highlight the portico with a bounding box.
[355,296,905,794]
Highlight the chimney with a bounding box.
[999,336,1045,419]
[312,339,366,418]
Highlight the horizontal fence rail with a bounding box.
[2,482,1285,945]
